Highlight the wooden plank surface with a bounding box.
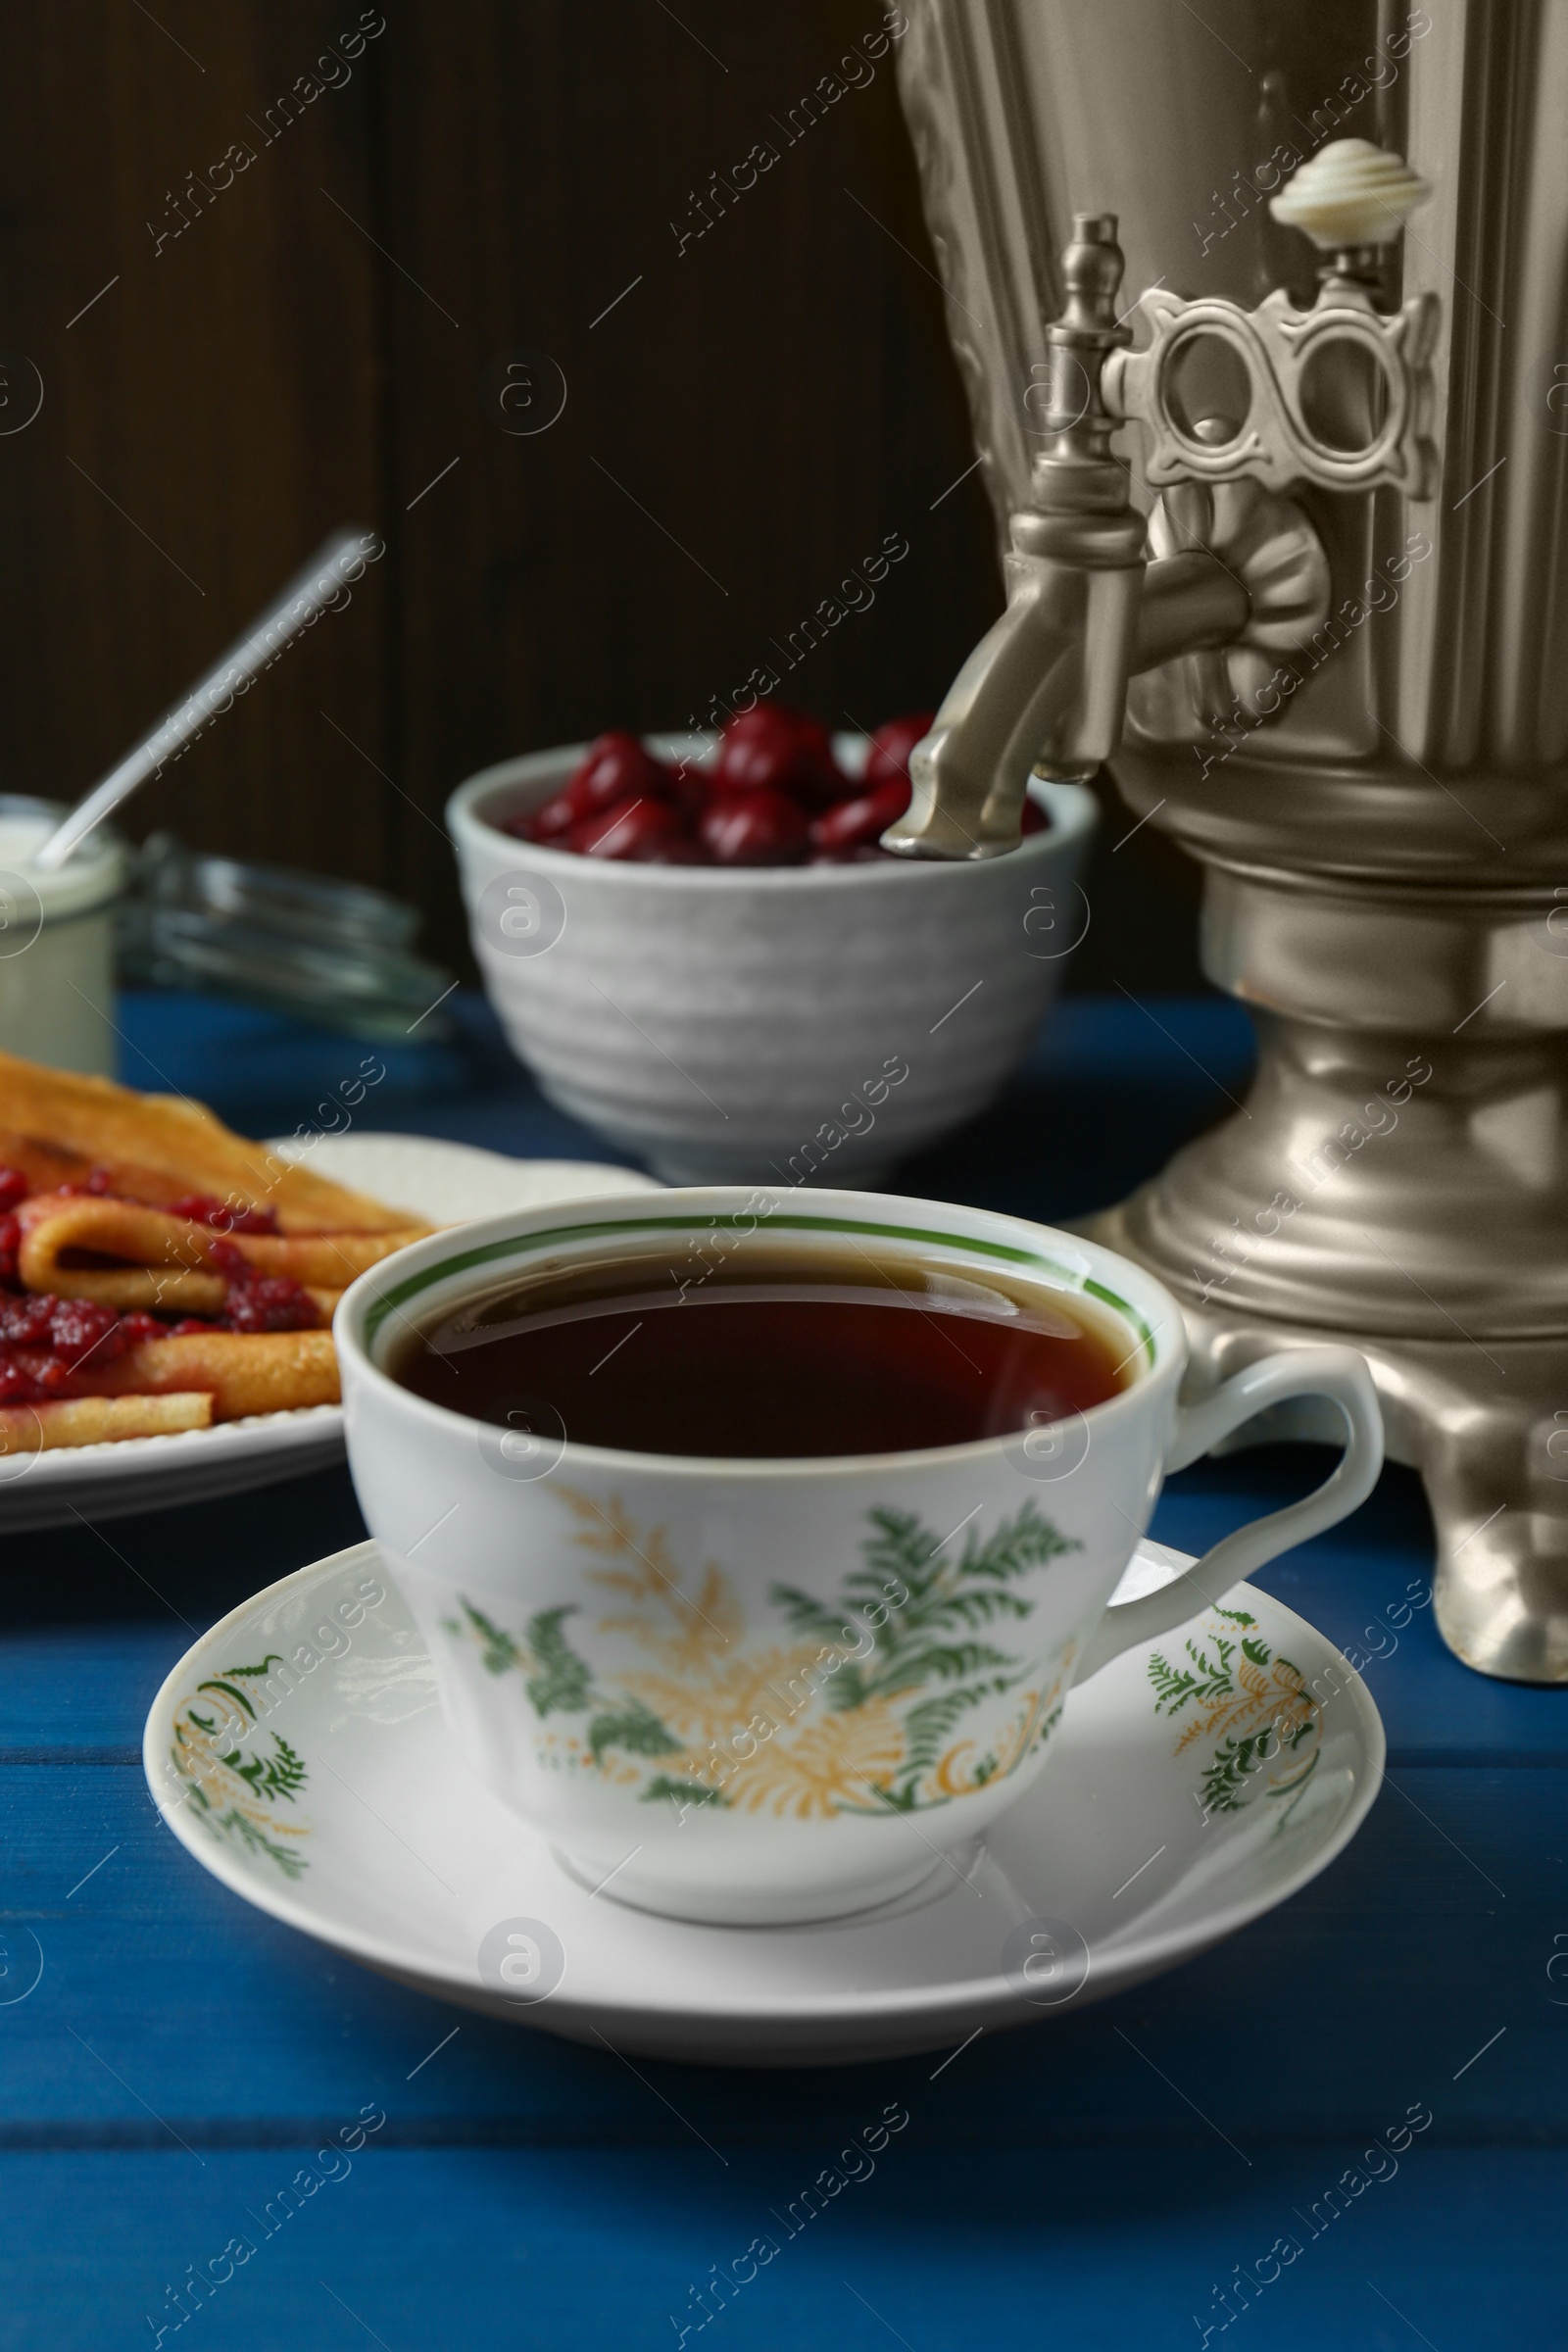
[2,2148,1560,2352]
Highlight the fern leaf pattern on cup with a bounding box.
[441,1493,1084,1820]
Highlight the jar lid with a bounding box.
[0,797,125,923]
[118,833,456,1042]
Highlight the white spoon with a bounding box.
[31,526,378,873]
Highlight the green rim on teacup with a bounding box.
[361,1207,1159,1370]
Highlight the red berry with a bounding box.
[46,1298,123,1369]
[808,775,912,855]
[170,1318,217,1337]
[568,796,688,860]
[0,1293,54,1346]
[864,711,936,790]
[511,733,675,846]
[698,788,808,865]
[0,1348,49,1402]
[0,1213,19,1288]
[510,788,576,844]
[662,757,710,822]
[118,1311,164,1347]
[221,1276,318,1334]
[715,704,793,758]
[0,1171,26,1215]
[714,705,844,808]
[1020,796,1049,835]
[565,732,669,818]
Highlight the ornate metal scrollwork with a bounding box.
[1103,283,1441,500]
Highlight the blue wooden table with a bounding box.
[5,993,1564,2351]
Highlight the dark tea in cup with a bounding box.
[391,1245,1129,1457]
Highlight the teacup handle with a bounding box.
[1074,1345,1384,1684]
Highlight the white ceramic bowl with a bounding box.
[447,735,1096,1185]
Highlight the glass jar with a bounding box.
[0,796,126,1075]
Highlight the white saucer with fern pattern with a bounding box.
[143,1537,1384,2067]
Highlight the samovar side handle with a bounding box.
[1104,139,1440,499]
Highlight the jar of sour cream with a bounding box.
[0,798,126,1076]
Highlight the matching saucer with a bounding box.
[144,1538,1384,2066]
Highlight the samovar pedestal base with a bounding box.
[1087,1198,1568,1684]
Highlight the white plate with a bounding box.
[266,1133,659,1228]
[144,1538,1385,2067]
[0,1138,660,1532]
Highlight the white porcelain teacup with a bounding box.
[336,1187,1382,1926]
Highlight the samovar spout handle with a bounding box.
[884,148,1441,860]
[885,217,1161,859]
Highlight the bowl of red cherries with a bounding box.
[447,705,1096,1185]
[498,704,1049,867]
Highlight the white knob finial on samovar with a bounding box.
[1268,137,1430,248]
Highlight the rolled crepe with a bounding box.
[0,1393,213,1451]
[0,1051,420,1234]
[16,1193,426,1313]
[73,1330,340,1420]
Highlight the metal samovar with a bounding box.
[889,2,1568,1682]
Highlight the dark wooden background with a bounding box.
[0,0,1201,989]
